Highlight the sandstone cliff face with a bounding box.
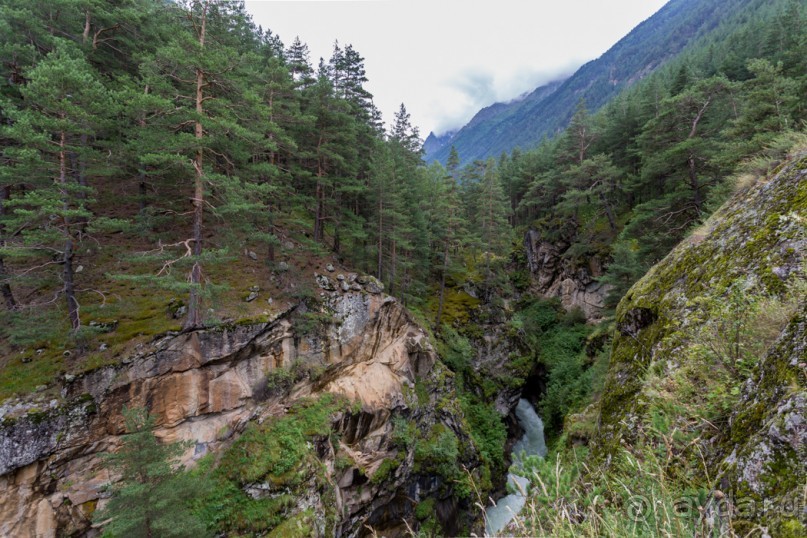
[0,283,479,537]
[596,153,806,535]
[523,230,610,321]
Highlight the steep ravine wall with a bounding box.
[523,230,610,321]
[0,278,480,537]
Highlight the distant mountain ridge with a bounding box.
[425,79,566,162]
[422,130,456,157]
[425,0,748,165]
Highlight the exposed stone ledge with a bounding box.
[0,287,470,537]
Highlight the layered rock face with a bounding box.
[0,285,477,537]
[523,229,610,321]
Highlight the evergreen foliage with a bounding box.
[93,407,209,538]
[0,0,801,345]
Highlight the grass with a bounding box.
[478,443,708,538]
[0,283,182,402]
[267,510,316,537]
[0,352,65,401]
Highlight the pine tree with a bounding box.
[302,71,357,245]
[93,407,209,538]
[446,145,460,178]
[637,77,732,229]
[378,104,424,298]
[0,43,113,330]
[0,184,15,310]
[390,103,422,156]
[559,99,598,166]
[368,140,411,293]
[430,163,467,328]
[476,159,510,300]
[600,237,647,308]
[559,154,622,234]
[670,64,691,96]
[128,0,270,328]
[727,58,800,156]
[286,36,315,90]
[323,42,376,256]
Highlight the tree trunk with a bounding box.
[685,94,711,215]
[314,179,323,242]
[435,242,449,329]
[0,256,14,311]
[376,195,383,280]
[77,134,88,189]
[64,238,80,331]
[314,135,324,243]
[138,168,148,214]
[70,133,89,232]
[185,2,208,330]
[688,155,702,212]
[484,194,493,302]
[0,186,16,310]
[82,10,91,44]
[60,128,80,331]
[138,89,149,215]
[389,235,396,296]
[599,192,617,232]
[485,250,492,303]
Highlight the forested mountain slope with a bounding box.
[425,0,782,165]
[426,79,565,165]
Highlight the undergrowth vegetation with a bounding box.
[488,151,807,537]
[194,394,348,535]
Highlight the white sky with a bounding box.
[244,0,670,136]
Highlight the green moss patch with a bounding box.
[196,394,349,535]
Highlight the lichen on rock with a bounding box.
[593,152,807,532]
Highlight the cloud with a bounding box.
[244,0,670,137]
[452,70,497,105]
[428,63,579,136]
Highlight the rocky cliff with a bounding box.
[596,152,806,535]
[523,229,610,321]
[0,276,481,537]
[710,305,806,536]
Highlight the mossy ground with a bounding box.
[194,394,349,535]
[0,210,358,403]
[600,155,806,448]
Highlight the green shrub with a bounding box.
[391,416,417,449]
[198,395,347,534]
[370,453,402,484]
[263,367,295,393]
[460,396,507,471]
[436,325,474,374]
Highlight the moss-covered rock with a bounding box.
[593,152,806,531]
[709,307,806,536]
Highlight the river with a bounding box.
[484,398,547,536]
